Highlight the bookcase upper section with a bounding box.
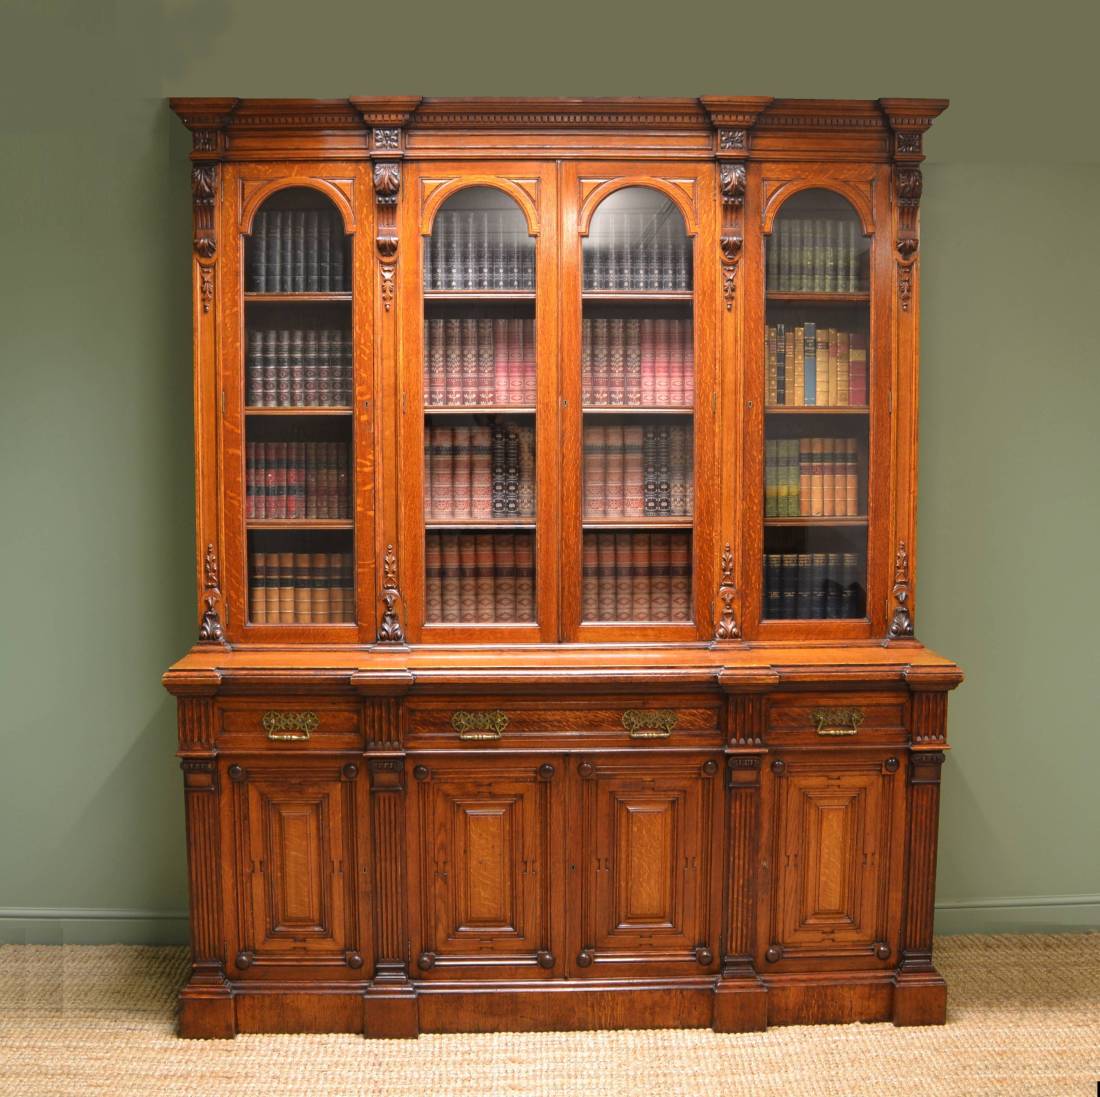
[172,96,946,649]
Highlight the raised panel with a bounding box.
[409,755,559,977]
[572,753,721,976]
[764,752,903,970]
[225,758,361,978]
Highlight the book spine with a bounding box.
[681,318,694,406]
[650,532,671,620]
[849,333,868,405]
[493,317,510,405]
[292,211,306,293]
[330,214,345,291]
[294,553,311,623]
[461,318,478,406]
[781,552,799,620]
[246,331,263,407]
[614,533,633,620]
[494,533,516,621]
[822,437,835,518]
[596,533,616,620]
[624,318,642,406]
[304,211,319,292]
[458,535,477,622]
[250,552,267,623]
[655,425,671,514]
[604,425,624,517]
[444,318,463,405]
[431,426,453,520]
[796,553,813,619]
[631,533,651,621]
[653,318,670,406]
[669,533,691,621]
[607,317,625,406]
[490,425,507,516]
[622,425,644,518]
[474,533,495,622]
[584,425,606,518]
[250,212,267,292]
[440,534,460,622]
[581,534,599,621]
[477,318,494,405]
[504,428,520,515]
[514,533,535,621]
[516,425,535,517]
[508,319,525,406]
[592,318,609,406]
[669,425,688,516]
[268,210,283,292]
[668,318,684,407]
[764,554,781,620]
[427,318,445,406]
[471,426,492,520]
[639,319,655,405]
[425,534,442,621]
[581,318,593,405]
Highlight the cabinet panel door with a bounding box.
[570,753,722,977]
[762,751,905,971]
[224,757,364,979]
[408,754,561,978]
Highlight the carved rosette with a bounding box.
[376,543,405,643]
[888,540,914,639]
[714,543,741,640]
[198,542,227,645]
[373,161,401,311]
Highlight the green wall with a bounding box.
[2,0,1097,943]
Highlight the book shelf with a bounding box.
[166,97,961,1042]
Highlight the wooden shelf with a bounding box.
[425,406,535,415]
[583,406,693,415]
[245,407,353,416]
[425,520,536,530]
[766,291,869,303]
[244,293,352,303]
[584,518,693,529]
[582,291,692,301]
[424,290,535,301]
[765,406,869,415]
[248,520,354,530]
[765,517,867,527]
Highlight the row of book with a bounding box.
[247,209,348,293]
[424,212,535,291]
[425,424,535,520]
[582,532,692,622]
[582,316,694,407]
[765,438,861,519]
[424,316,535,407]
[249,552,354,624]
[765,325,868,408]
[425,532,535,623]
[246,329,353,408]
[582,212,692,291]
[766,218,866,294]
[584,424,693,518]
[245,441,350,521]
[763,552,865,620]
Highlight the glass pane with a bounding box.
[763,189,869,621]
[243,188,355,626]
[422,187,537,627]
[581,188,693,625]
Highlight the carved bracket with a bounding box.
[887,540,914,640]
[717,164,747,310]
[191,164,217,261]
[373,161,401,312]
[714,543,741,639]
[894,165,922,311]
[198,542,227,645]
[376,543,405,643]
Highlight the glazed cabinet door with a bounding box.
[407,754,563,978]
[569,752,723,977]
[760,751,906,972]
[398,162,561,643]
[559,161,719,642]
[223,756,367,980]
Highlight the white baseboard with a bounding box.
[2,896,1098,945]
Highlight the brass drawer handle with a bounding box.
[451,710,508,740]
[262,711,319,741]
[812,707,864,737]
[622,709,677,738]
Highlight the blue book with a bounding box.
[803,322,816,406]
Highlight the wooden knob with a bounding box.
[701,760,719,777]
[765,945,782,963]
[537,763,556,781]
[771,759,785,775]
[874,942,891,960]
[417,951,436,971]
[235,950,254,969]
[228,764,247,783]
[578,761,596,779]
[884,757,899,774]
[576,949,594,967]
[413,765,430,781]
[695,945,713,965]
[342,763,359,781]
[345,950,364,969]
[536,950,554,969]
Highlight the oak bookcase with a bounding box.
[165,96,962,1038]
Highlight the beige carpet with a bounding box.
[1,935,1097,1097]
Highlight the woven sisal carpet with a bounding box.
[1,935,1097,1096]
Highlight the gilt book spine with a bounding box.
[494,534,517,621]
[458,535,477,622]
[604,425,624,517]
[474,533,495,622]
[514,533,535,622]
[614,533,633,621]
[582,534,599,621]
[584,425,606,518]
[250,552,266,623]
[631,533,651,621]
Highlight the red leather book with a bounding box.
[614,532,633,620]
[522,318,536,405]
[444,318,463,405]
[452,426,472,519]
[426,317,445,406]
[494,533,517,621]
[508,318,525,406]
[440,533,461,622]
[431,426,454,520]
[245,441,256,520]
[461,318,479,406]
[584,425,606,518]
[581,534,598,621]
[604,425,625,517]
[425,534,443,621]
[581,318,593,404]
[470,426,493,519]
[631,532,651,621]
[650,533,671,620]
[681,317,694,406]
[669,533,691,621]
[624,318,642,406]
[623,425,645,517]
[653,318,671,406]
[474,533,495,621]
[458,534,477,621]
[477,318,494,405]
[640,319,655,405]
[668,318,684,407]
[514,533,535,622]
[493,317,510,405]
[608,317,625,406]
[592,317,610,405]
[596,533,616,620]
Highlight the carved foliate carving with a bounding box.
[372,162,401,312]
[191,165,217,260]
[198,543,226,644]
[717,164,747,314]
[888,540,914,639]
[714,543,741,638]
[718,128,747,150]
[719,164,746,211]
[896,131,922,155]
[373,128,401,150]
[199,266,214,314]
[376,544,405,643]
[373,162,401,205]
[894,165,922,311]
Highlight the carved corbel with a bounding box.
[376,544,405,644]
[714,543,741,640]
[198,543,227,645]
[372,161,401,311]
[717,164,747,310]
[887,540,914,640]
[894,166,922,312]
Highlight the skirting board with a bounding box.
[3,897,1099,945]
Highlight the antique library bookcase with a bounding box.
[165,96,962,1038]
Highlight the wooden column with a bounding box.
[713,667,776,1031]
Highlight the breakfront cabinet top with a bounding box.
[168,93,956,671]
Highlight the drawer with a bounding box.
[217,700,362,750]
[405,697,721,749]
[764,692,908,747]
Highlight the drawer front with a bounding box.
[218,700,362,750]
[406,697,721,749]
[764,692,908,747]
